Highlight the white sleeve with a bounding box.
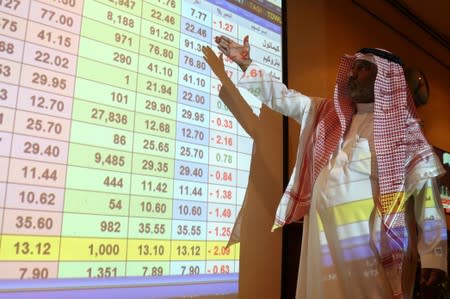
[237,62,323,123]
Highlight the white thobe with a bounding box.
[296,105,446,299]
[232,62,447,299]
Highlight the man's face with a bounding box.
[347,59,377,103]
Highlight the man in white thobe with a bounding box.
[203,37,447,299]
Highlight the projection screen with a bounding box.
[0,0,283,298]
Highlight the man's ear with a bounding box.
[404,67,429,107]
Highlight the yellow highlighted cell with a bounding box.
[0,235,60,260]
[206,241,236,260]
[59,237,126,261]
[171,240,206,260]
[127,239,170,260]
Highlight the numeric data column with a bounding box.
[207,12,240,275]
[59,0,140,279]
[0,0,82,279]
[170,1,212,276]
[0,0,28,279]
[125,0,180,277]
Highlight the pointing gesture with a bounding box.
[215,35,252,71]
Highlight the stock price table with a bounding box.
[0,0,281,280]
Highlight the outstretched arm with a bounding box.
[214,35,320,123]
